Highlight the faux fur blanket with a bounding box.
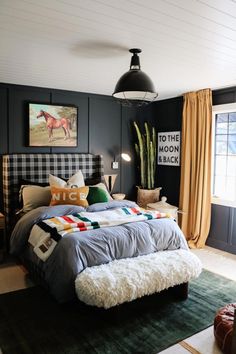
[75,249,202,308]
[29,207,168,262]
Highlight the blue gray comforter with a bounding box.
[10,200,188,302]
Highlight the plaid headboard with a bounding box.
[2,153,104,231]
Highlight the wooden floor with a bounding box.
[160,246,236,354]
[0,258,34,294]
[1,246,236,354]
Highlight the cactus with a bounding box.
[134,121,157,189]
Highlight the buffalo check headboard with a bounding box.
[2,153,104,232]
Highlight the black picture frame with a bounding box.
[28,102,78,147]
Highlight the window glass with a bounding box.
[215,155,227,175]
[215,135,227,155]
[226,177,236,201]
[229,122,236,134]
[213,110,236,202]
[227,156,236,176]
[214,176,226,197]
[217,113,228,123]
[229,113,236,122]
[216,123,228,134]
[228,135,236,155]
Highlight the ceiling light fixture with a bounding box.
[112,48,158,107]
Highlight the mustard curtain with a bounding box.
[179,88,212,248]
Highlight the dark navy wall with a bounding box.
[213,86,236,105]
[136,85,236,254]
[207,204,236,254]
[121,106,137,199]
[207,86,236,254]
[137,87,236,208]
[133,96,183,206]
[135,86,236,254]
[1,81,236,250]
[0,83,137,209]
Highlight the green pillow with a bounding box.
[87,187,109,205]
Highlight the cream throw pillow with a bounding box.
[21,185,51,213]
[49,171,85,188]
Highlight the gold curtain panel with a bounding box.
[179,88,212,248]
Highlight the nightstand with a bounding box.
[0,213,6,262]
[147,197,180,225]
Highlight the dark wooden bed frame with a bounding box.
[22,254,189,309]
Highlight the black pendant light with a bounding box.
[112,48,158,107]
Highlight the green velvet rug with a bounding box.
[0,270,236,354]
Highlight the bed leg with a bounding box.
[171,282,188,300]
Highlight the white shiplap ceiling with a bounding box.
[0,0,235,100]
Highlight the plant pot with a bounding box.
[137,187,162,208]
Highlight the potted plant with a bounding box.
[133,121,161,207]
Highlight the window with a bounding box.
[212,103,236,205]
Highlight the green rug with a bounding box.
[0,270,235,354]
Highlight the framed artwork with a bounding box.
[28,103,78,147]
[157,131,181,166]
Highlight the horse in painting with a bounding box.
[37,110,71,142]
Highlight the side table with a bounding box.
[147,197,182,226]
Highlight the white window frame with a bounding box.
[212,102,236,207]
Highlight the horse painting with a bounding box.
[37,110,72,142]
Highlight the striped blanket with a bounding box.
[29,207,168,261]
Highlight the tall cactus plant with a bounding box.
[134,121,157,189]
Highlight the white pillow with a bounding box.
[92,182,113,201]
[21,185,51,213]
[49,171,85,188]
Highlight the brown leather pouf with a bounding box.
[214,303,236,354]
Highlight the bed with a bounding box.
[3,153,202,307]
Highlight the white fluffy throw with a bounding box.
[75,250,202,309]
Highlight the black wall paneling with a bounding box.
[0,83,138,208]
[208,204,230,245]
[0,87,8,154]
[207,204,236,255]
[132,85,236,255]
[89,96,121,193]
[121,106,137,200]
[206,86,236,254]
[144,87,236,208]
[0,87,8,209]
[1,81,236,240]
[153,97,183,206]
[213,87,236,105]
[8,85,51,153]
[136,97,183,206]
[231,208,236,248]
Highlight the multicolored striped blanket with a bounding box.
[29,207,169,261]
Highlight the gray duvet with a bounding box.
[10,200,188,302]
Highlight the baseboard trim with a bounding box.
[206,239,236,255]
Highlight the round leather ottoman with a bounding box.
[214,303,236,354]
